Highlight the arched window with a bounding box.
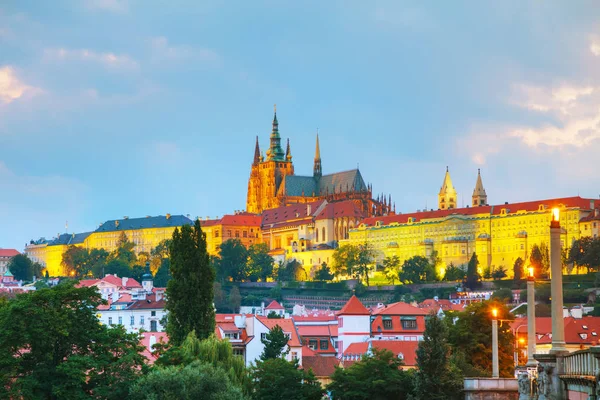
[322,227,326,242]
[316,229,319,242]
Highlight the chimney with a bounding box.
[111,291,119,303]
[591,200,595,209]
[122,277,128,287]
[156,290,163,302]
[115,220,119,228]
[307,204,312,215]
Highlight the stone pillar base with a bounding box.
[463,378,518,400]
[534,353,568,400]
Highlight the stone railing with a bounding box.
[563,348,600,378]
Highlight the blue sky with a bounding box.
[1,1,600,250]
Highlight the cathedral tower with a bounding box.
[472,168,487,206]
[246,106,294,214]
[438,167,457,210]
[313,133,322,178]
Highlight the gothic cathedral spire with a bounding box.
[266,104,285,161]
[253,136,261,165]
[472,168,487,206]
[313,131,322,178]
[286,138,292,161]
[438,166,457,210]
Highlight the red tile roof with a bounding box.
[256,317,302,347]
[140,332,168,365]
[297,325,332,337]
[339,295,371,316]
[0,249,19,258]
[261,200,326,228]
[372,341,419,366]
[372,302,428,316]
[315,200,365,221]
[128,294,165,310]
[265,300,284,310]
[511,316,600,346]
[78,274,142,289]
[220,213,262,227]
[344,342,369,355]
[363,196,598,227]
[302,350,339,377]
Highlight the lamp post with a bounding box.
[526,266,537,366]
[492,308,499,378]
[550,208,567,353]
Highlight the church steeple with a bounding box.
[285,138,292,161]
[313,131,322,178]
[472,168,487,206]
[266,104,285,161]
[253,136,261,165]
[438,166,457,210]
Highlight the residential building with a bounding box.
[246,108,393,217]
[337,295,371,353]
[0,249,19,275]
[370,301,427,341]
[199,212,262,255]
[341,340,419,370]
[301,347,339,386]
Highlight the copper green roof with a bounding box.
[280,169,367,197]
[49,232,93,246]
[95,215,193,233]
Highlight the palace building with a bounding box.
[246,107,393,217]
[344,168,600,277]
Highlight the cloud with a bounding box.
[43,48,139,71]
[150,36,220,66]
[85,0,128,13]
[0,66,42,105]
[591,36,600,57]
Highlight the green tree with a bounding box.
[530,243,550,277]
[413,314,463,400]
[150,239,171,274]
[276,259,306,281]
[154,258,171,287]
[213,282,226,312]
[218,239,248,282]
[491,266,507,280]
[101,259,132,278]
[513,257,524,281]
[110,232,137,265]
[444,263,466,282]
[0,282,146,399]
[228,286,242,313]
[569,237,600,273]
[327,348,413,400]
[491,288,514,302]
[251,358,322,400]
[314,262,334,281]
[399,256,434,284]
[61,246,91,277]
[7,254,43,281]
[130,361,246,400]
[267,311,282,319]
[166,220,215,345]
[260,324,289,360]
[465,253,481,289]
[331,245,358,278]
[430,250,443,280]
[245,243,274,282]
[382,255,401,285]
[447,300,515,378]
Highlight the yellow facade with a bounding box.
[200,214,262,255]
[84,227,176,255]
[345,199,593,278]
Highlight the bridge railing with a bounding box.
[563,348,599,377]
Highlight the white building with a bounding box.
[0,249,19,275]
[337,295,371,353]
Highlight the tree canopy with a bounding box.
[251,358,322,400]
[399,256,435,284]
[332,244,375,285]
[7,254,43,281]
[260,325,289,360]
[465,252,481,289]
[0,282,146,399]
[166,220,215,345]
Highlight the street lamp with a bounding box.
[526,265,537,367]
[492,308,499,378]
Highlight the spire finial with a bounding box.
[274,103,277,114]
[313,131,322,178]
[478,168,480,174]
[286,138,292,161]
[253,136,261,165]
[446,166,449,172]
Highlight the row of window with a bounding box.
[107,311,157,327]
[307,339,329,350]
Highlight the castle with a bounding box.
[246,107,393,217]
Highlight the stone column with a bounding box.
[493,318,499,378]
[526,272,537,367]
[550,211,567,353]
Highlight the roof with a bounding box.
[339,296,371,316]
[219,213,262,227]
[281,175,317,197]
[76,274,142,289]
[279,169,367,197]
[261,200,325,229]
[140,332,168,364]
[372,302,428,316]
[128,294,165,310]
[0,249,19,258]
[343,341,419,367]
[344,342,369,356]
[49,232,92,246]
[297,325,332,337]
[3,270,13,277]
[362,196,599,227]
[265,300,285,310]
[511,316,600,345]
[302,350,339,377]
[256,317,302,347]
[95,215,193,233]
[315,200,366,221]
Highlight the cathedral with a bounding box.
[246,107,393,217]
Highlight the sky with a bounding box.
[1,1,600,251]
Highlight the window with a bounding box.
[383,317,393,330]
[151,311,156,317]
[108,317,113,326]
[118,316,122,325]
[292,352,298,360]
[309,339,317,350]
[322,227,326,241]
[227,230,232,237]
[235,231,240,238]
[214,231,219,238]
[225,332,239,340]
[320,340,329,350]
[233,348,244,357]
[150,320,157,332]
[243,231,247,238]
[130,316,134,326]
[140,316,145,325]
[401,318,417,329]
[261,333,267,340]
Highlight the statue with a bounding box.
[518,372,531,400]
[537,364,552,400]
